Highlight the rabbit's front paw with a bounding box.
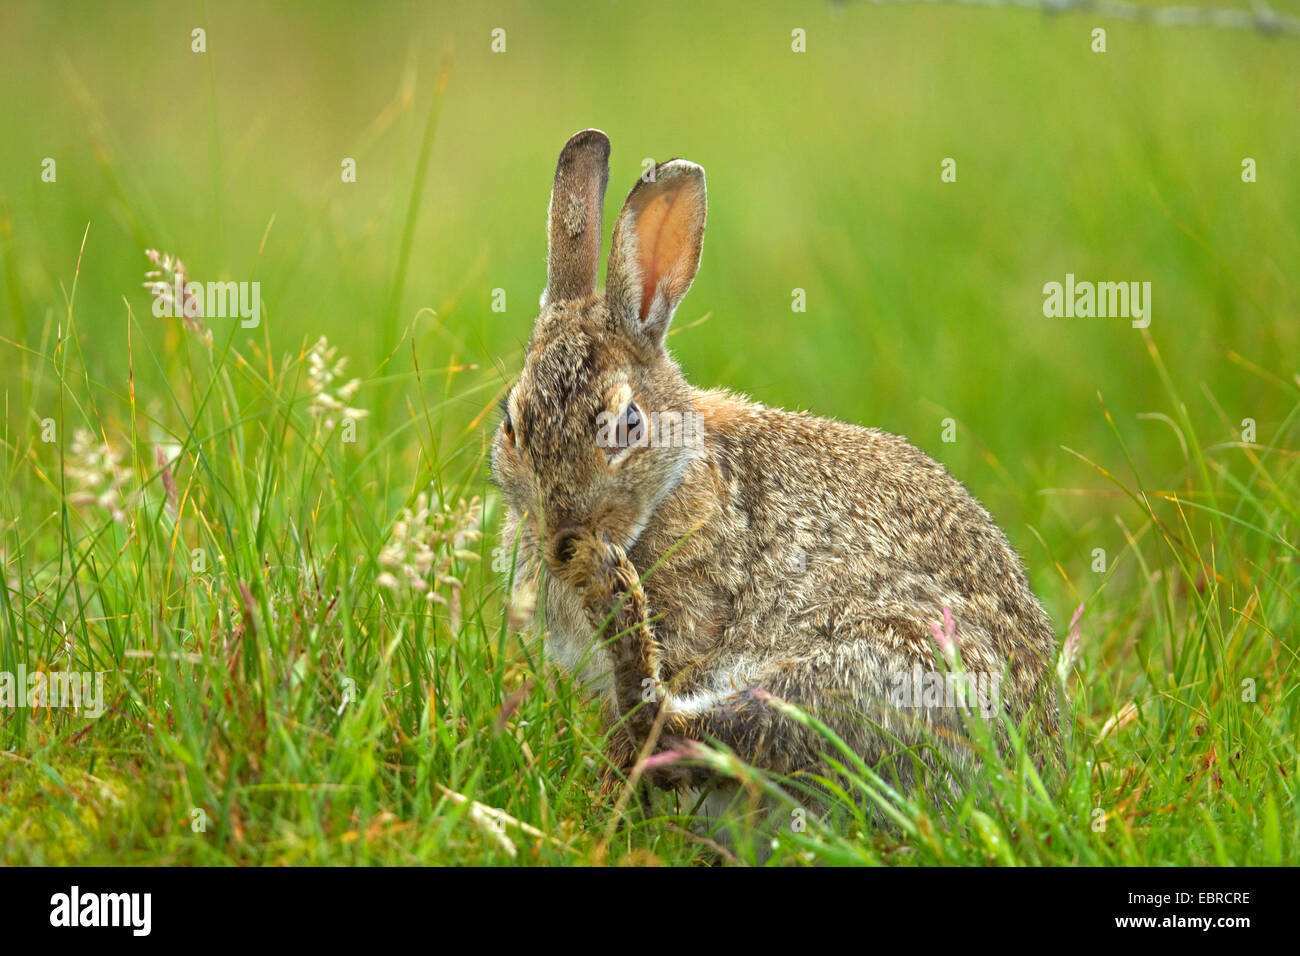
[567,537,641,624]
[590,542,641,616]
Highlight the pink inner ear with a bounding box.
[634,189,689,323]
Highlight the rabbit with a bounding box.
[491,128,1062,817]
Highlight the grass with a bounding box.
[0,0,1297,865]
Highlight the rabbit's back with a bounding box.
[630,389,1059,728]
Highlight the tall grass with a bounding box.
[2,264,1294,865]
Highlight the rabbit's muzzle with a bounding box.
[548,524,584,569]
[544,525,619,598]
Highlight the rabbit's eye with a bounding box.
[622,403,645,445]
[502,411,516,445]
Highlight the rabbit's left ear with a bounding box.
[545,129,611,306]
[606,160,706,350]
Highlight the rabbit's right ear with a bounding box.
[544,129,611,306]
[606,159,707,351]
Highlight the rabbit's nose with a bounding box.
[550,526,583,566]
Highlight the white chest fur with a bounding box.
[541,575,615,699]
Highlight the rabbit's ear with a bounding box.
[544,129,611,306]
[607,160,706,350]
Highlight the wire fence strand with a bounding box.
[839,0,1300,36]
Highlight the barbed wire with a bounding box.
[838,0,1300,36]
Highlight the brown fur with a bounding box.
[491,129,1061,811]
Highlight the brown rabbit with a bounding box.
[491,129,1061,813]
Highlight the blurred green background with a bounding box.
[2,0,1297,622]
